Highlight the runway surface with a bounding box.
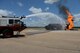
[0,28,80,53]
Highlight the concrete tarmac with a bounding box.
[0,28,80,53]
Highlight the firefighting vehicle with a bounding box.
[0,16,26,38]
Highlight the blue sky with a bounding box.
[0,0,80,27]
[0,0,80,16]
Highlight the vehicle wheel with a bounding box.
[3,29,13,38]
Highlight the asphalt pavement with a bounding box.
[0,29,80,53]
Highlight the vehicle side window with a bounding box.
[9,19,13,24]
[15,20,20,23]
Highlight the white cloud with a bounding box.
[29,6,42,14]
[45,7,49,11]
[73,14,80,27]
[0,9,15,17]
[18,2,23,7]
[44,0,59,4]
[73,14,80,22]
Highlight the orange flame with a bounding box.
[66,10,74,30]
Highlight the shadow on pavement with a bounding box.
[12,35,25,38]
[26,30,51,36]
[0,35,25,39]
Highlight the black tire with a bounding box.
[3,29,13,38]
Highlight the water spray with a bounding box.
[22,12,66,30]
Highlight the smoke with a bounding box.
[60,6,69,13]
[59,5,70,19]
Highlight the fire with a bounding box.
[65,10,74,30]
[67,14,74,30]
[60,6,74,30]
